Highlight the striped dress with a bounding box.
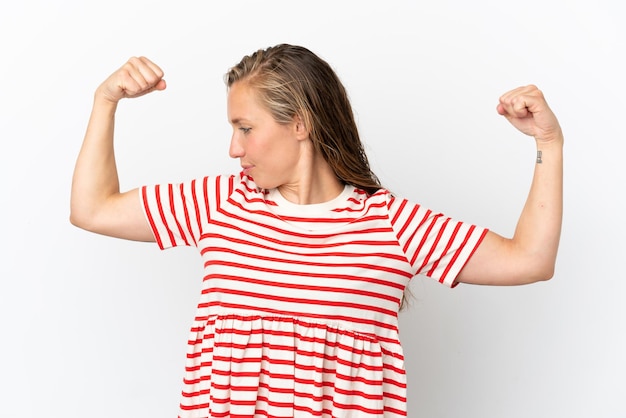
[141,174,487,418]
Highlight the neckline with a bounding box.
[266,185,354,216]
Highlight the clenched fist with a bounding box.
[497,85,562,144]
[96,56,166,104]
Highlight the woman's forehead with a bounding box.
[227,83,269,123]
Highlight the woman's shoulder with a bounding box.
[187,172,262,195]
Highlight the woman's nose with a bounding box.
[229,134,244,159]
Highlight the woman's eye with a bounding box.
[239,127,251,134]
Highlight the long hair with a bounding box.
[225,44,382,195]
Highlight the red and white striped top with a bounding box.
[141,174,487,418]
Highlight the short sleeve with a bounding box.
[141,177,212,250]
[388,196,488,287]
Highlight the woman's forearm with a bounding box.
[512,136,564,280]
[70,93,120,230]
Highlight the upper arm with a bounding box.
[455,230,554,286]
[70,188,156,242]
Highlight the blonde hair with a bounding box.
[225,44,382,195]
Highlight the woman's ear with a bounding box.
[293,114,310,141]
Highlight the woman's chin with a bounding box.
[247,176,276,191]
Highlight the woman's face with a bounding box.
[227,82,304,189]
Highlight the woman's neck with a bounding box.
[277,150,343,205]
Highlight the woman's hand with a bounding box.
[496,85,562,144]
[96,56,166,104]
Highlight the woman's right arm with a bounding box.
[70,57,166,241]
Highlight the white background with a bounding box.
[1,1,624,417]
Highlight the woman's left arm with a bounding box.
[457,85,563,286]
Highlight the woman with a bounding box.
[71,44,563,417]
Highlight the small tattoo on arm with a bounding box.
[537,150,543,164]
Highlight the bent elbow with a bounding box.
[69,202,98,232]
[543,264,556,281]
[530,260,556,283]
[69,209,90,231]
[537,268,555,282]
